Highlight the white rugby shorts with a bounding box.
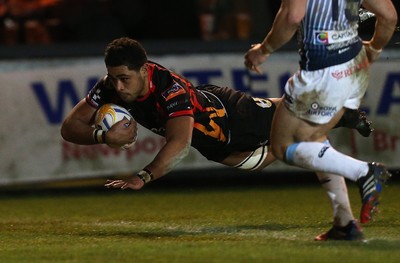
[284,49,369,124]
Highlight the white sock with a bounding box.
[286,141,369,181]
[316,172,354,227]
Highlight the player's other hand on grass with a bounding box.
[105,175,144,190]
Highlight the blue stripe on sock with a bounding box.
[286,143,300,165]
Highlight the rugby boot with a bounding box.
[357,162,392,224]
[315,220,364,241]
[334,109,373,137]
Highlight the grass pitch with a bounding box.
[0,173,399,263]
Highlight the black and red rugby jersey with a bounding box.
[86,62,230,155]
[86,61,275,162]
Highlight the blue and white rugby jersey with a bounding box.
[298,0,363,70]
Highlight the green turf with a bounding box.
[0,182,399,263]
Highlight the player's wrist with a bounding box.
[136,169,153,184]
[93,129,107,144]
[259,42,274,56]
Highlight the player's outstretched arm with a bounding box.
[105,116,194,190]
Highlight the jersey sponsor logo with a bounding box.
[314,28,357,45]
[331,58,369,80]
[306,102,337,117]
[253,97,272,108]
[331,71,344,80]
[315,31,329,44]
[166,101,179,111]
[166,99,193,115]
[161,83,186,101]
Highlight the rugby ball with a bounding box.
[94,104,136,149]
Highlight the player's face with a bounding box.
[106,65,148,102]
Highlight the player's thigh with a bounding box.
[270,102,305,148]
[270,103,343,159]
[220,151,253,167]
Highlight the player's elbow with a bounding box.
[374,6,398,28]
[284,6,305,27]
[181,140,191,158]
[176,141,192,164]
[387,12,398,28]
[287,14,303,26]
[60,124,69,142]
[60,120,73,143]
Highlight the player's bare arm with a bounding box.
[60,99,97,145]
[244,0,306,73]
[362,0,398,63]
[144,115,193,180]
[105,115,193,190]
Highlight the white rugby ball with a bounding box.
[94,104,136,149]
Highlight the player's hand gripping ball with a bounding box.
[94,104,137,149]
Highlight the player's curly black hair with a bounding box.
[104,37,148,71]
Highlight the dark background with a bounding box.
[0,0,398,59]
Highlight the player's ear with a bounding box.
[139,64,147,78]
[140,63,148,75]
